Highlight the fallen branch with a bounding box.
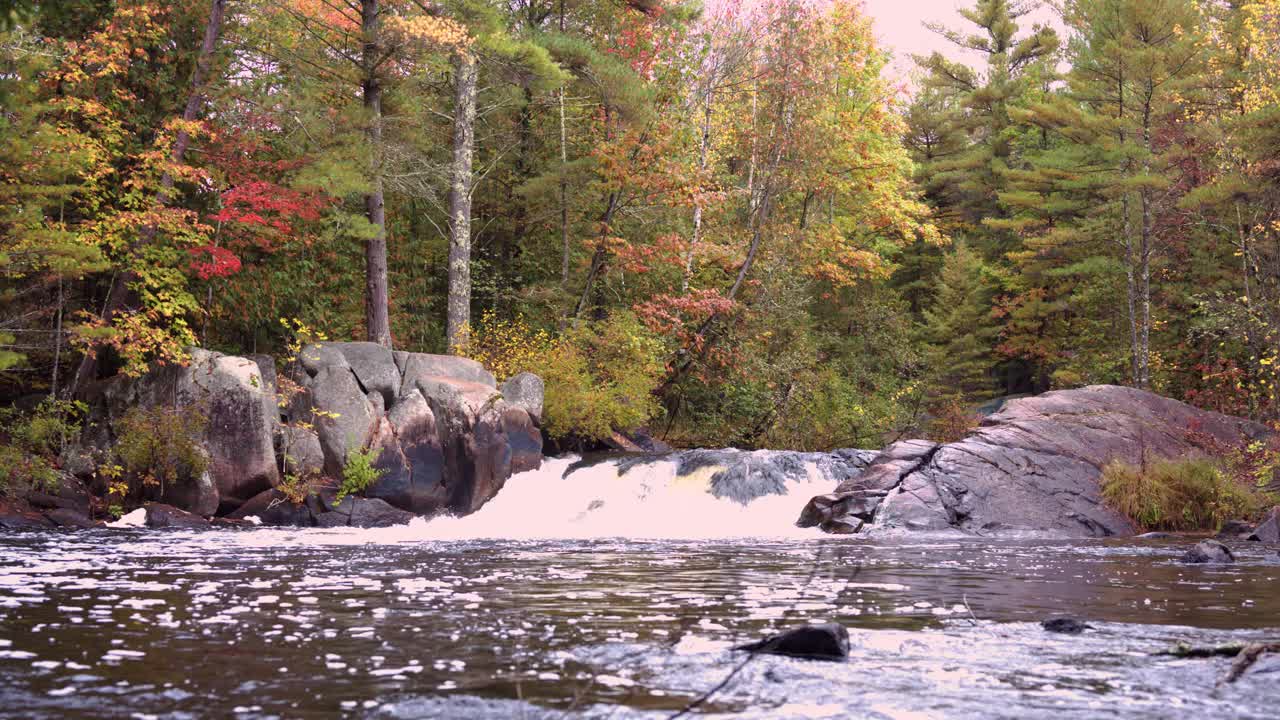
[1221,643,1280,685]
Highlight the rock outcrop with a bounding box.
[49,342,543,527]
[1245,508,1280,543]
[282,342,542,521]
[799,385,1272,538]
[86,348,279,516]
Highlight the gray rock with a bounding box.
[228,488,316,527]
[1181,540,1235,564]
[399,352,496,392]
[316,497,414,528]
[291,343,543,520]
[1218,519,1254,539]
[144,503,210,529]
[804,386,1271,538]
[1245,508,1280,543]
[365,391,448,516]
[45,508,101,529]
[500,372,544,423]
[58,444,98,480]
[93,349,279,514]
[297,343,350,377]
[308,364,377,479]
[736,624,850,661]
[0,504,54,529]
[330,342,400,406]
[281,425,325,479]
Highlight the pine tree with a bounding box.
[914,0,1059,261]
[921,240,999,404]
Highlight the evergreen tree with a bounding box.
[921,241,999,404]
[914,0,1058,261]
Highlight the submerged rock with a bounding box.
[1041,617,1093,634]
[735,623,850,661]
[802,385,1271,538]
[1181,540,1235,564]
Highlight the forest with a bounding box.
[1,0,1278,450]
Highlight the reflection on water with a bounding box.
[0,529,1277,719]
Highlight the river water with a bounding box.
[1,456,1278,719]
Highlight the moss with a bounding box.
[1101,457,1271,531]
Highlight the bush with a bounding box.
[1101,457,1269,531]
[538,312,666,442]
[923,399,981,444]
[114,404,208,492]
[336,445,384,504]
[0,399,84,496]
[461,311,552,382]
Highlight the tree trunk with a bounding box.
[69,0,226,397]
[559,86,571,287]
[1123,194,1140,387]
[682,87,713,294]
[1137,95,1154,389]
[362,0,392,347]
[446,52,478,353]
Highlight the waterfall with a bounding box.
[388,449,874,541]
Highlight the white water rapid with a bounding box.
[289,451,857,543]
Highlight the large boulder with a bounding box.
[89,348,279,516]
[227,488,317,527]
[1245,508,1280,543]
[144,503,211,529]
[801,385,1272,538]
[285,343,544,519]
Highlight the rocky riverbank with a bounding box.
[2,380,1277,540]
[0,342,543,529]
[798,385,1275,537]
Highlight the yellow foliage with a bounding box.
[461,311,553,382]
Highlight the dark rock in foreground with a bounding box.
[1181,540,1235,564]
[735,624,850,661]
[144,503,211,530]
[1042,617,1093,634]
[0,502,55,530]
[800,385,1271,538]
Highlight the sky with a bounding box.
[860,0,1061,79]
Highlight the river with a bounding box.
[1,456,1278,718]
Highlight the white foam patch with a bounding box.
[109,508,147,528]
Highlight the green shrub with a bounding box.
[538,312,666,442]
[336,445,384,504]
[0,399,84,496]
[1101,457,1269,531]
[114,404,208,491]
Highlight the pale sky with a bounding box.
[861,0,1061,79]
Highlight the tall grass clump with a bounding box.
[1101,457,1268,531]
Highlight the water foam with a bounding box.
[365,453,832,542]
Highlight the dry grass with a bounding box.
[1101,457,1269,531]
